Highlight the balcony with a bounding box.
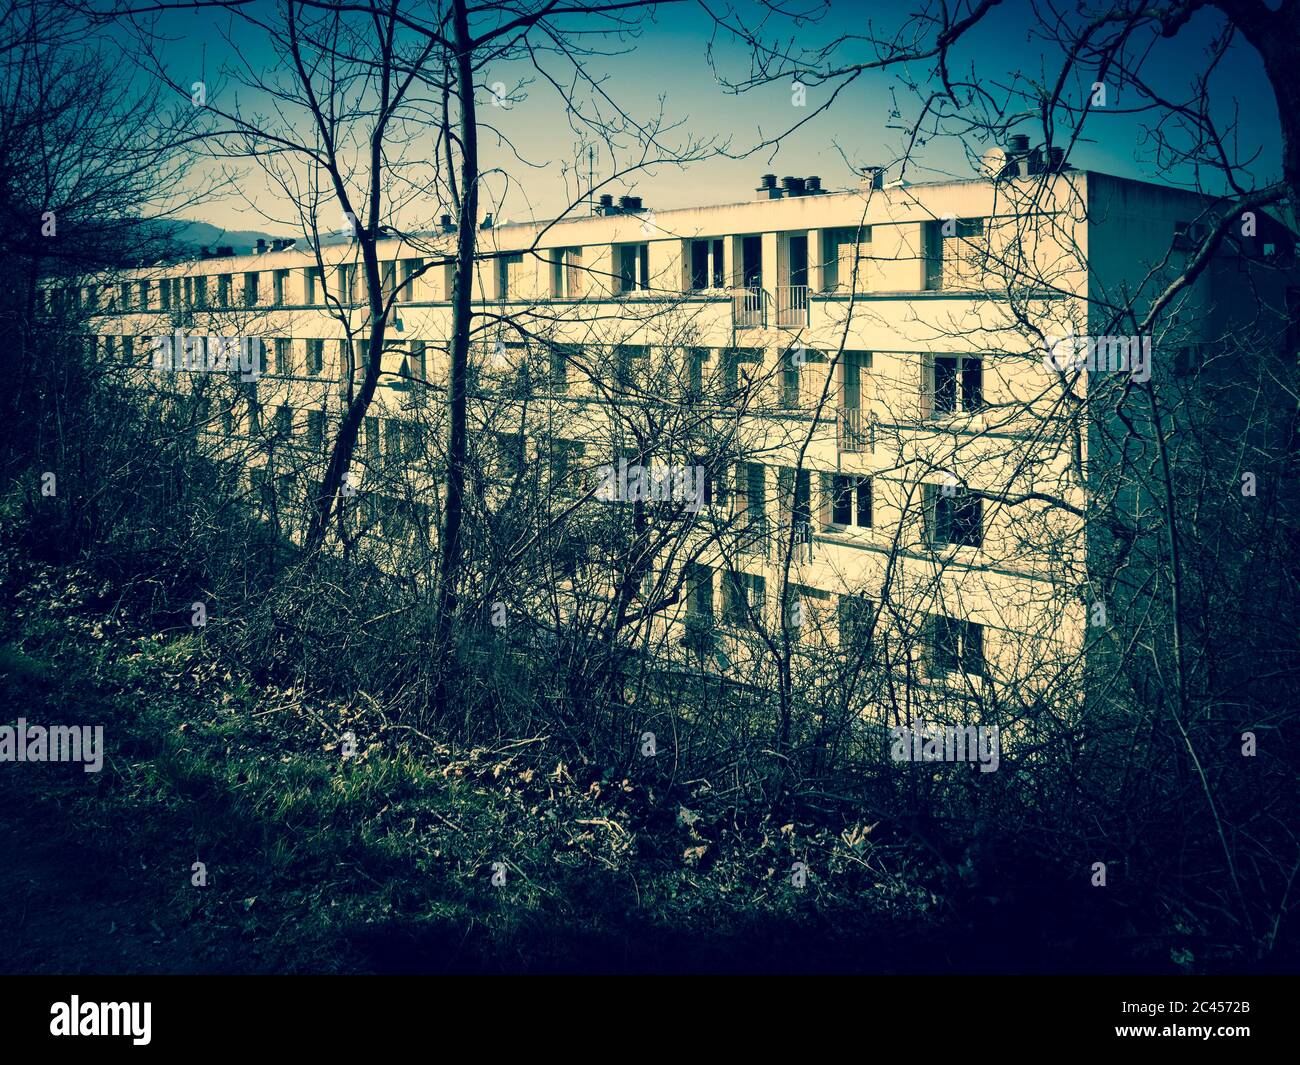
[837,407,871,452]
[732,286,766,329]
[775,285,809,328]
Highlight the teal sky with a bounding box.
[109,0,1283,234]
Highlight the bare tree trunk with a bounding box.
[433,0,479,718]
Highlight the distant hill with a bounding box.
[168,220,291,256]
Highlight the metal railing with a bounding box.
[837,406,871,452]
[775,284,809,327]
[732,285,766,329]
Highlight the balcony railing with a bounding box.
[732,286,766,329]
[837,406,871,452]
[793,519,815,562]
[775,284,809,327]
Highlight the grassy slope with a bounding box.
[1,561,960,974]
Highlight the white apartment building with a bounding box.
[55,151,1297,708]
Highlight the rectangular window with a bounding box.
[930,355,983,415]
[927,218,985,289]
[615,344,646,389]
[379,260,397,303]
[687,348,706,399]
[217,274,231,307]
[832,476,854,525]
[741,462,766,529]
[689,239,723,290]
[685,563,713,619]
[856,477,873,528]
[384,419,403,460]
[838,593,874,650]
[497,253,523,300]
[925,485,983,548]
[933,355,957,415]
[160,281,171,310]
[244,272,259,306]
[399,258,422,302]
[365,416,381,460]
[617,244,649,293]
[723,570,765,626]
[276,404,292,437]
[565,248,584,298]
[306,339,324,375]
[273,270,289,306]
[275,338,292,376]
[928,616,985,677]
[783,467,812,528]
[825,226,870,291]
[306,409,323,448]
[782,362,802,408]
[548,438,585,495]
[549,248,581,299]
[547,343,570,393]
[403,341,426,381]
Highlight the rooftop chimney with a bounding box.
[860,166,885,190]
[199,246,211,259]
[1007,133,1030,152]
[1047,146,1067,172]
[755,173,782,200]
[780,176,806,197]
[599,193,616,214]
[805,175,822,193]
[255,238,267,254]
